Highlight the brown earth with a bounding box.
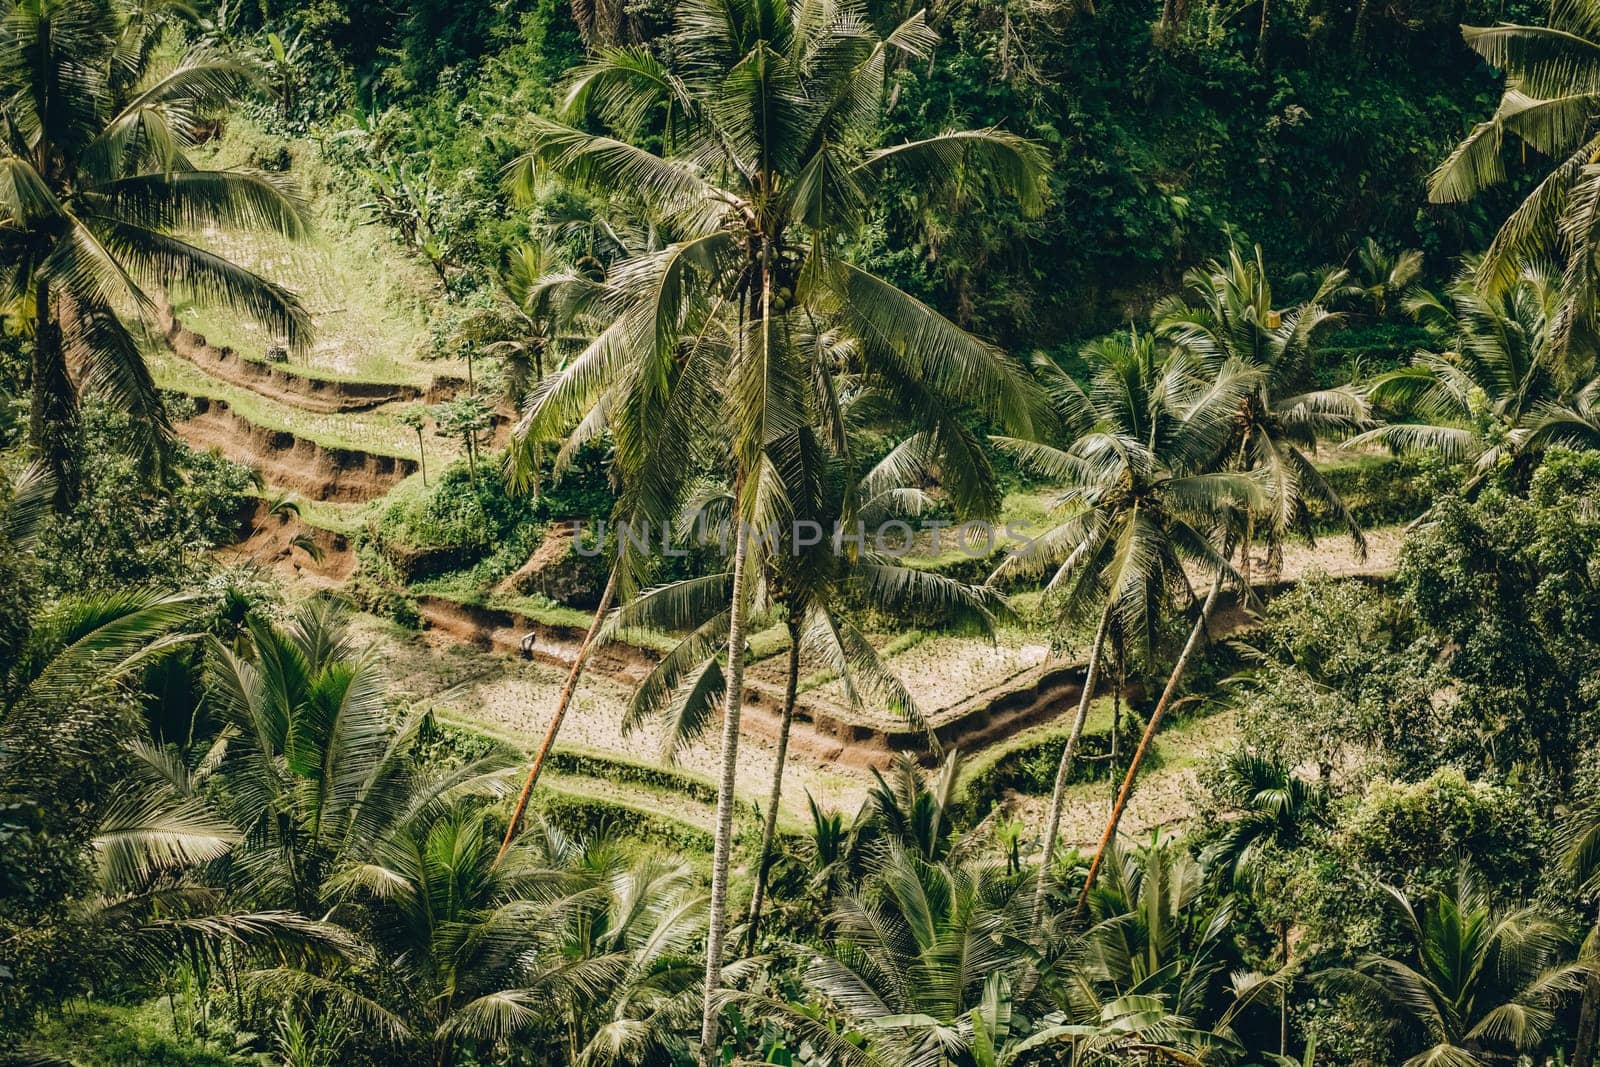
[223,499,355,586]
[414,595,656,684]
[177,395,418,502]
[493,526,608,607]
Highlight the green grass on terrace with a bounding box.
[155,343,431,460]
[175,114,463,388]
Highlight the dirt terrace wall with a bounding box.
[159,305,422,413]
[178,395,418,502]
[226,498,356,584]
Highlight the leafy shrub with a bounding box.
[1315,452,1455,530]
[33,402,255,598]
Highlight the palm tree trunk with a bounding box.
[700,474,753,1064]
[1279,919,1291,1054]
[29,279,76,505]
[1241,514,1254,591]
[1075,568,1226,917]
[1255,0,1270,66]
[744,623,801,954]
[1576,913,1600,1067]
[493,566,620,865]
[1109,637,1124,814]
[1031,601,1115,926]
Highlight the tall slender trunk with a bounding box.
[1255,0,1270,66]
[29,279,76,505]
[1279,919,1291,1055]
[700,474,753,1064]
[1241,514,1254,591]
[1109,640,1124,814]
[1031,601,1115,926]
[744,623,801,954]
[494,566,620,865]
[1575,908,1600,1067]
[1075,567,1227,917]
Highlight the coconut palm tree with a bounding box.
[495,224,716,866]
[609,435,1002,952]
[1330,869,1592,1067]
[1155,242,1369,586]
[0,583,380,1054]
[1078,246,1367,916]
[0,0,310,499]
[1201,750,1330,1052]
[1016,837,1279,1067]
[737,843,1037,1067]
[487,236,612,407]
[1061,836,1263,1053]
[1354,264,1578,487]
[200,599,514,917]
[989,332,1255,923]
[508,2,1049,1050]
[1428,0,1600,351]
[427,819,715,1066]
[1350,238,1424,320]
[1561,797,1600,1067]
[1202,751,1330,892]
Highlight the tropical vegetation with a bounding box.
[7,0,1600,1066]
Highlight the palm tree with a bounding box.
[487,236,609,407]
[1076,247,1366,916]
[495,225,711,866]
[1354,264,1575,486]
[1350,238,1423,320]
[989,332,1254,923]
[1202,750,1330,1052]
[1428,0,1600,351]
[0,0,310,498]
[0,584,377,1052]
[737,843,1037,1067]
[1155,242,1368,586]
[1344,239,1420,323]
[1330,869,1591,1067]
[1561,797,1600,1067]
[428,820,714,1066]
[1063,250,1366,915]
[860,750,966,863]
[610,438,1001,951]
[201,599,514,916]
[1202,752,1329,891]
[508,2,1049,1051]
[1058,835,1264,1056]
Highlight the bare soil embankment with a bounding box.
[224,498,355,585]
[177,395,417,502]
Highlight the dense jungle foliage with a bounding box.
[7,0,1600,1065]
